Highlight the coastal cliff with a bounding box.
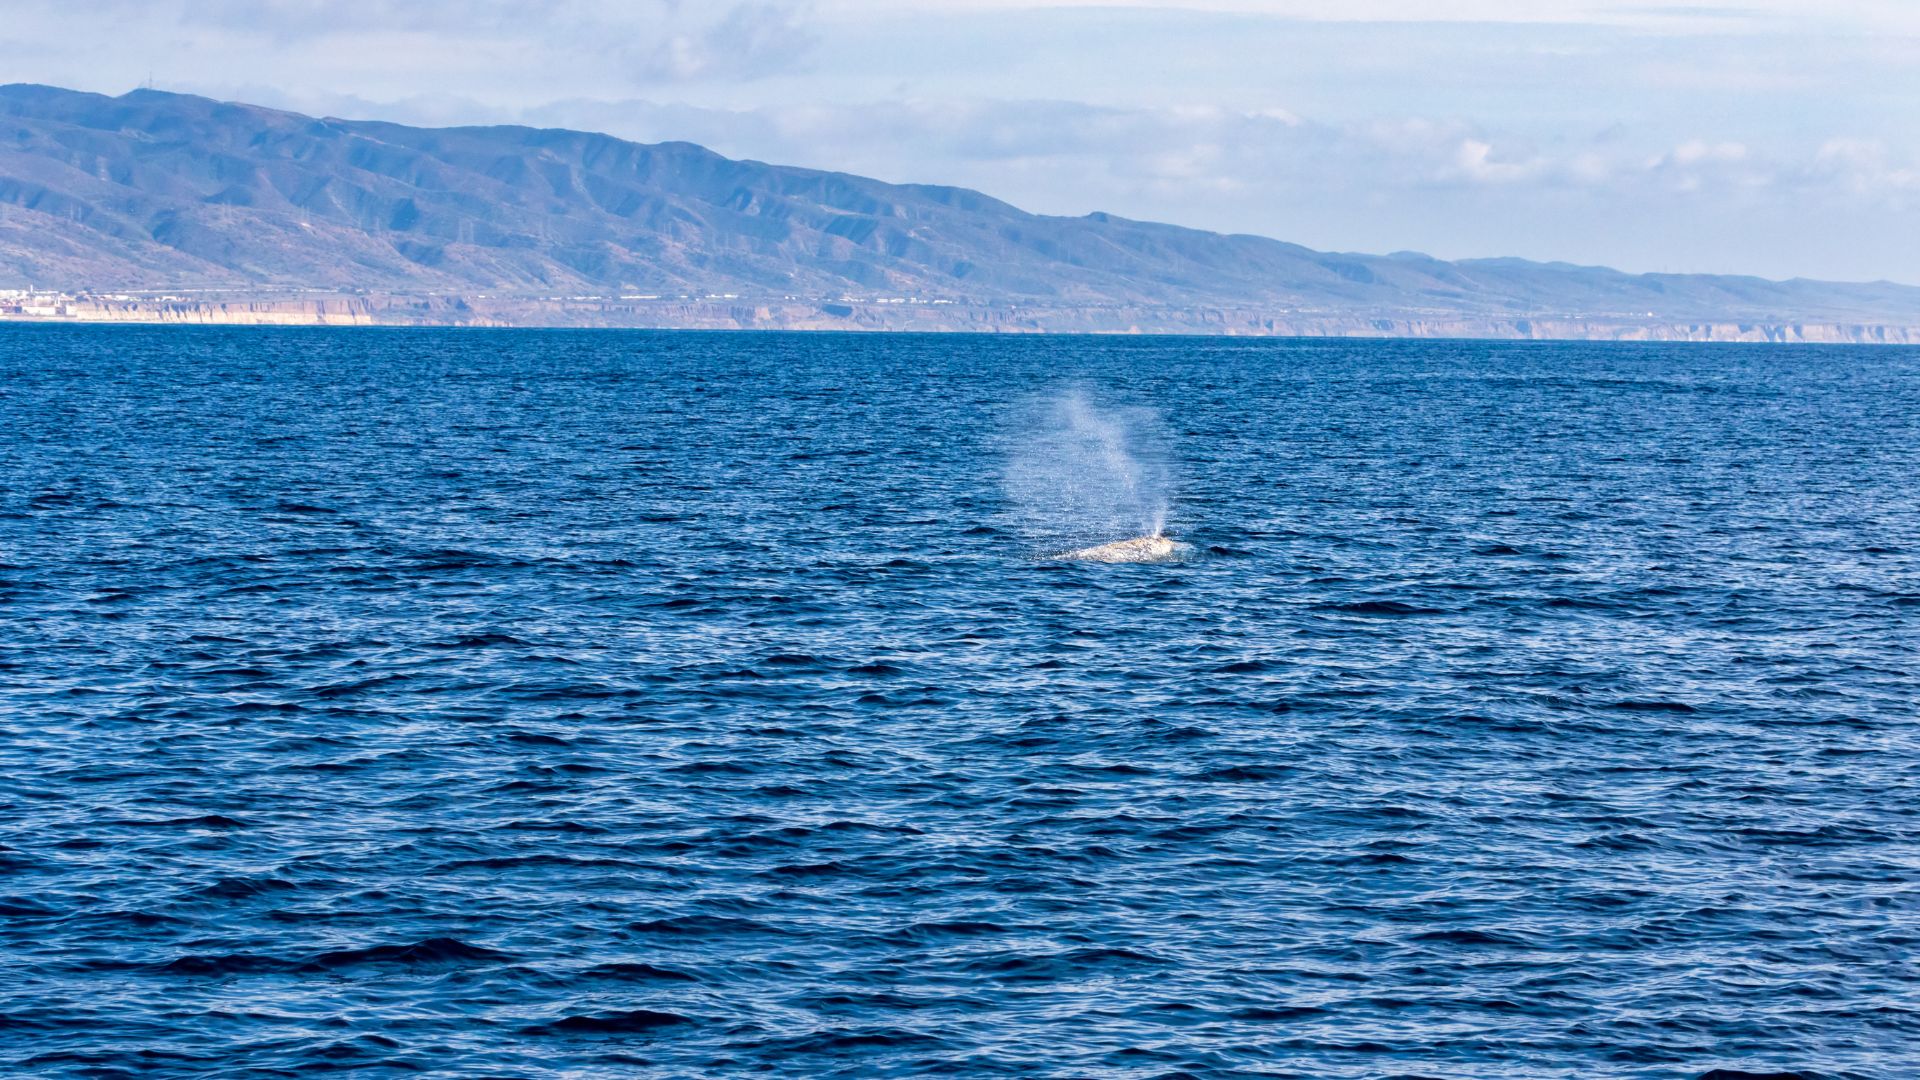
[6,292,1917,342]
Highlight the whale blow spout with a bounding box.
[1057,534,1189,564]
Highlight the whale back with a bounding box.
[1057,535,1183,563]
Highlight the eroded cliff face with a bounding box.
[34,299,385,326]
[6,293,1916,343]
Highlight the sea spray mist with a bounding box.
[1003,386,1175,554]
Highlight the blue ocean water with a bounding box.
[1,326,1916,1079]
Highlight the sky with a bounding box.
[4,1,1917,282]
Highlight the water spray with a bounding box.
[1003,387,1182,560]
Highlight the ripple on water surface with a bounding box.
[0,327,1917,1078]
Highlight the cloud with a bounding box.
[1809,139,1920,198]
[0,1,819,87]
[631,2,817,82]
[814,0,1919,32]
[1450,139,1543,184]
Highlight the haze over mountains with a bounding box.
[4,83,1919,339]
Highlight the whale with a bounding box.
[1056,535,1188,563]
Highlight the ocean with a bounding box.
[1,326,1915,1078]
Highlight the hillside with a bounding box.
[4,83,1920,336]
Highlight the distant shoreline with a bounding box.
[8,85,1920,348]
[4,292,1916,344]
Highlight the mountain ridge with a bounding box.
[4,83,1920,337]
